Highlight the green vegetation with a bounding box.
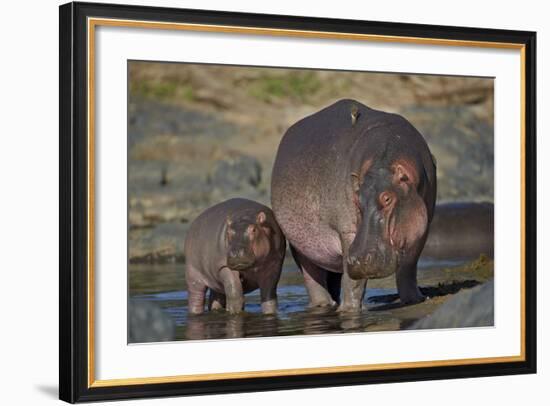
[130,79,194,102]
[248,71,321,103]
[462,254,494,281]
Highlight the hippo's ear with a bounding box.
[256,211,267,224]
[392,160,418,186]
[350,172,360,193]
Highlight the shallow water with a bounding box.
[128,258,482,343]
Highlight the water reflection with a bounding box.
[128,258,483,343]
[185,313,280,340]
[129,281,405,342]
[178,305,406,341]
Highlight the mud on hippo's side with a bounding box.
[184,198,286,315]
[271,99,436,312]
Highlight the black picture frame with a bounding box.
[59,1,537,403]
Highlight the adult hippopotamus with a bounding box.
[184,198,286,314]
[271,99,436,312]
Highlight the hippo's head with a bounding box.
[347,159,429,279]
[225,211,272,271]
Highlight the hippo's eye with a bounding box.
[379,192,393,207]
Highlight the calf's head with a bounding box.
[347,160,428,279]
[225,211,272,271]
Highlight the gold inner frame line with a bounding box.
[86,17,527,388]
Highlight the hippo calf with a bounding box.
[184,198,286,314]
[271,99,436,312]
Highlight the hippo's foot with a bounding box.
[396,264,424,306]
[220,267,244,314]
[208,290,226,311]
[337,302,362,313]
[399,290,425,305]
[338,271,367,313]
[210,301,225,311]
[308,299,337,309]
[226,299,245,314]
[398,283,425,305]
[226,307,244,315]
[261,299,278,314]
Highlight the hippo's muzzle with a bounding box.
[346,250,399,280]
[227,248,255,271]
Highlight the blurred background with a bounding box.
[128,61,494,342]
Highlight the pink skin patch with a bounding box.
[391,158,420,188]
[388,158,428,253]
[250,212,271,261]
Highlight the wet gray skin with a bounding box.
[271,99,436,312]
[184,198,286,315]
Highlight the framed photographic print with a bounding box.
[59,1,537,403]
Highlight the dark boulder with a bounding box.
[410,279,494,330]
[128,300,176,343]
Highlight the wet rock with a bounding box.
[208,154,262,191]
[128,300,175,343]
[409,279,494,330]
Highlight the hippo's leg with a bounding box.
[219,267,245,314]
[291,246,335,308]
[395,260,424,305]
[327,272,343,303]
[259,278,278,315]
[208,290,226,311]
[186,265,207,315]
[338,271,367,312]
[338,234,366,312]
